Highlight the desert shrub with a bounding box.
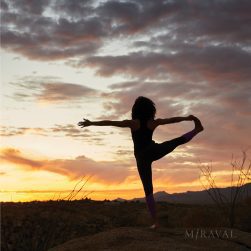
[182,206,225,228]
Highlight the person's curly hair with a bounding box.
[131,96,156,121]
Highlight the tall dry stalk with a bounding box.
[51,175,95,201]
[198,150,251,227]
[61,175,94,201]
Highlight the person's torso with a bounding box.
[131,119,155,154]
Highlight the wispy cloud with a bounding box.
[0,148,131,184]
[0,124,111,145]
[10,77,100,103]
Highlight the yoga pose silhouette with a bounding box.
[78,96,204,229]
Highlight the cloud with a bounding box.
[6,78,247,169]
[1,145,248,189]
[1,0,178,61]
[1,0,250,62]
[98,80,251,162]
[0,148,45,168]
[10,77,100,103]
[6,0,49,15]
[0,124,110,145]
[97,0,180,35]
[154,168,200,185]
[0,147,228,189]
[168,0,251,45]
[49,124,111,145]
[0,126,29,137]
[36,83,98,102]
[85,46,251,83]
[52,0,93,18]
[1,1,102,60]
[101,79,250,118]
[98,81,191,122]
[0,148,131,184]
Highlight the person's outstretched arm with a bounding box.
[78,118,134,128]
[155,115,195,126]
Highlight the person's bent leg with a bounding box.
[150,117,204,161]
[183,116,203,141]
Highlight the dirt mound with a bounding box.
[48,227,251,251]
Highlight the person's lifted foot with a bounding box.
[192,116,204,132]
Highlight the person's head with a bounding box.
[131,96,156,121]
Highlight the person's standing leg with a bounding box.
[136,158,159,228]
[145,193,159,229]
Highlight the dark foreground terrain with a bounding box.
[1,198,251,251]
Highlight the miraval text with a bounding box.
[185,229,236,240]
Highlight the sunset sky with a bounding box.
[1,0,250,202]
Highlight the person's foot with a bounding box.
[149,222,160,230]
[192,116,204,132]
[149,224,156,229]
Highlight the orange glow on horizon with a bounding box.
[0,146,245,202]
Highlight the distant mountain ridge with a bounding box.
[113,183,251,204]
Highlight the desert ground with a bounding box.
[1,198,251,251]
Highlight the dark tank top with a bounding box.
[131,119,155,154]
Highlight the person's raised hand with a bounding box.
[78,118,91,128]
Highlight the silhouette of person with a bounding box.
[78,96,204,229]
